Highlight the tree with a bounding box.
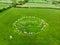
[18,0,25,5]
[18,0,28,5]
[12,0,16,7]
[25,0,28,2]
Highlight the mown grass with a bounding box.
[0,3,10,9]
[0,8,60,45]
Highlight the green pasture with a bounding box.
[0,7,60,45]
[0,3,11,9]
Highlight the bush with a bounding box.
[18,0,25,5]
[25,0,28,2]
[0,6,11,12]
[17,0,29,5]
[52,0,60,4]
[0,8,4,12]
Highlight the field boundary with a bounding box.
[16,3,60,10]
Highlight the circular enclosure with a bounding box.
[13,16,48,34]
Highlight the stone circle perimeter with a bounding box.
[13,16,48,34]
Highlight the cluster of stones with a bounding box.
[13,16,48,34]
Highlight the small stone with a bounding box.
[24,31,27,34]
[10,35,13,40]
[30,32,33,34]
[18,19,20,21]
[16,21,17,22]
[41,25,46,30]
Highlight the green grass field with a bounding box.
[0,7,60,45]
[0,3,11,9]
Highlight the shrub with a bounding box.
[18,0,25,5]
[52,0,60,4]
[0,8,4,12]
[25,0,28,2]
[0,6,11,12]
